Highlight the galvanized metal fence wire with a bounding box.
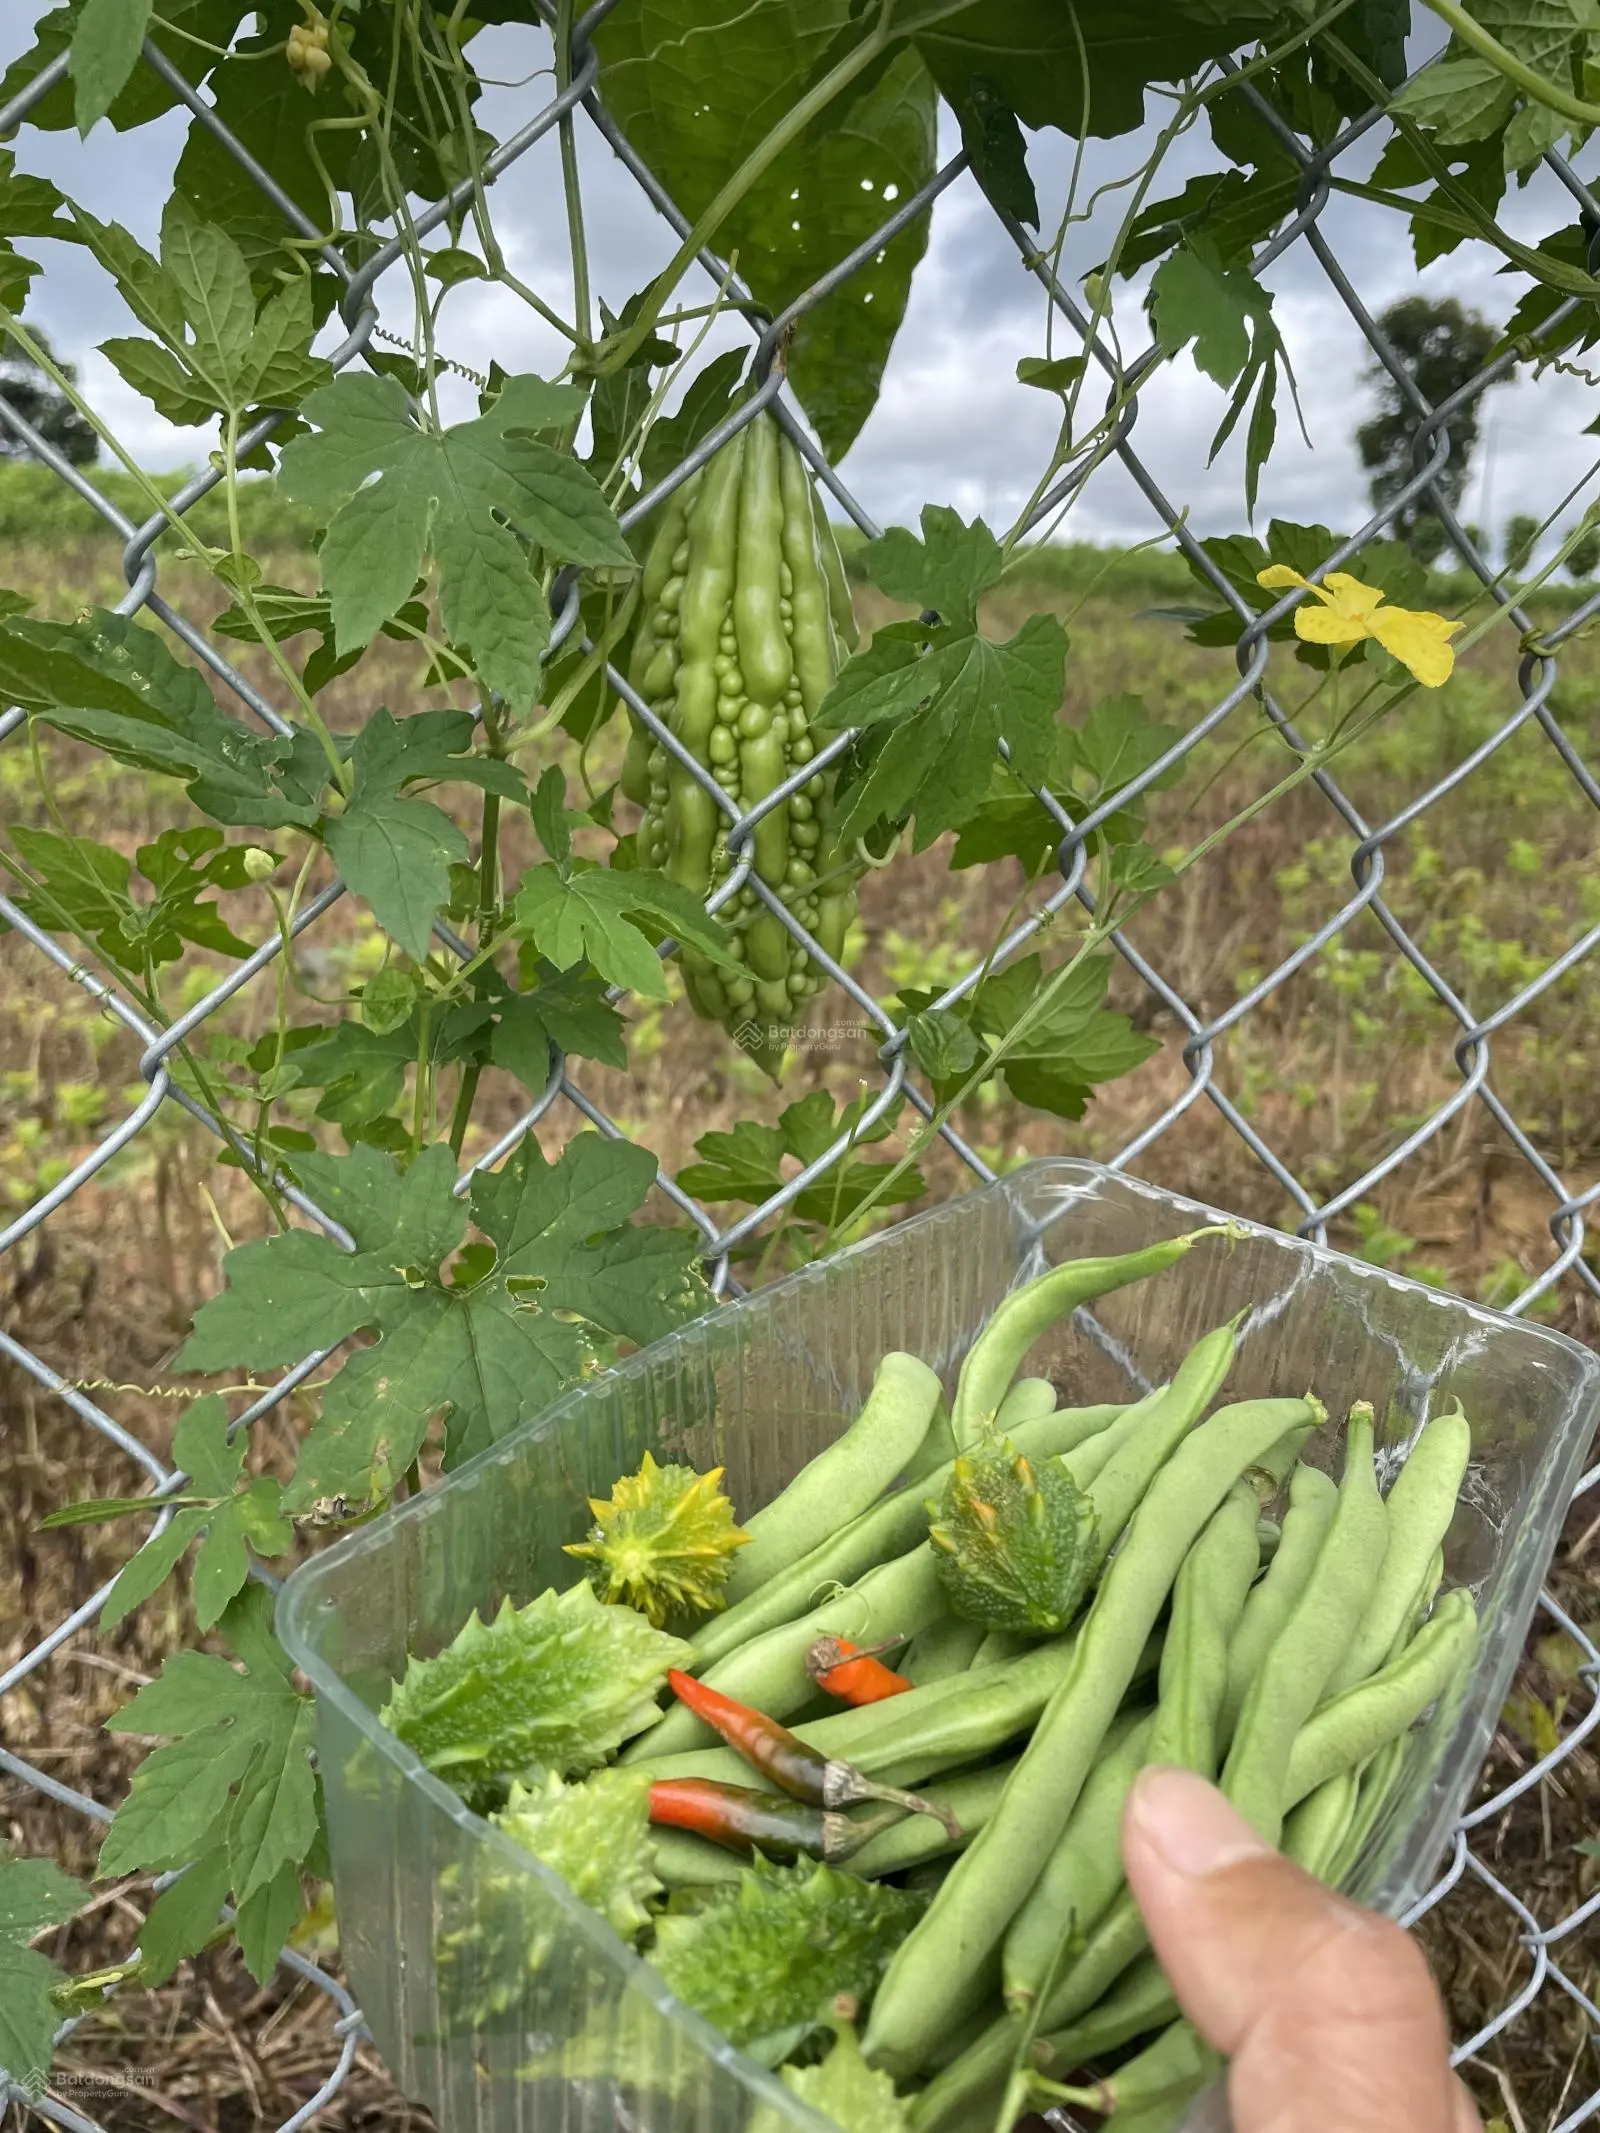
[1,5,1597,2128]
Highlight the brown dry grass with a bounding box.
[2,537,1598,2129]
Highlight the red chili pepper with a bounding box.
[647,1778,902,1863]
[664,1670,959,1839]
[805,1636,913,1706]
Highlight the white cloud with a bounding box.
[2,9,1598,568]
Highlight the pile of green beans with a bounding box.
[634,1228,1482,2131]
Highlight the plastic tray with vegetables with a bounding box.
[278,1160,1600,2133]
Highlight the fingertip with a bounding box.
[1123,1764,1274,1884]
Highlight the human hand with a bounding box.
[1121,1764,1480,2133]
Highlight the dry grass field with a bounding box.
[2,529,1596,2129]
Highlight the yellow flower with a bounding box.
[1256,565,1462,687]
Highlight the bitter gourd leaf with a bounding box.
[650,1858,924,2066]
[928,1434,1097,1634]
[0,1856,87,2093]
[381,1581,689,1808]
[177,1134,707,1511]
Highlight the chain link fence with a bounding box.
[0,5,1597,2128]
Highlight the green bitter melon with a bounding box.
[927,1436,1098,1636]
[622,411,862,1077]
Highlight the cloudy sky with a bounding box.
[4,9,1597,565]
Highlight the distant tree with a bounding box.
[1565,522,1600,579]
[1503,512,1540,573]
[0,327,97,467]
[1356,297,1497,565]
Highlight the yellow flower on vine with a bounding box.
[1256,565,1462,687]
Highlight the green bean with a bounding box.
[635,1543,948,1758]
[1039,2018,1220,2121]
[950,1227,1235,1444]
[639,1632,1084,1790]
[912,1891,1151,2133]
[1094,2093,1205,2133]
[1043,1885,1150,2028]
[1219,1460,1339,1742]
[648,1760,1017,1888]
[688,1401,1124,1669]
[846,1760,1018,1876]
[1002,1712,1154,2013]
[723,1351,943,1603]
[1283,1766,1359,1880]
[1004,1480,1257,2014]
[1061,1380,1170,1487]
[1326,1730,1408,1889]
[1284,1587,1479,1807]
[994,1377,1057,1429]
[971,1629,1029,1667]
[863,1397,1315,2076]
[1325,1402,1471,1696]
[1221,1406,1389,1844]
[1392,1546,1445,1660]
[1146,1479,1262,1770]
[1035,1954,1178,2081]
[902,1398,959,1487]
[901,1615,988,1685]
[1081,1316,1245,1568]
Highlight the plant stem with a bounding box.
[555,0,594,350]
[448,1063,481,1157]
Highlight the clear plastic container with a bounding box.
[278,1159,1600,2133]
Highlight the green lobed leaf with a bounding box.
[912,0,1283,146]
[862,505,1005,630]
[69,0,156,134]
[511,861,739,1001]
[99,1586,319,1925]
[595,7,935,460]
[823,608,1067,847]
[1389,56,1516,142]
[279,373,631,711]
[2,1,245,135]
[234,1856,306,1987]
[327,796,468,962]
[136,1843,232,1987]
[0,1855,86,2094]
[0,608,320,831]
[680,1090,925,1228]
[1149,240,1255,387]
[382,1582,689,1800]
[170,20,355,286]
[178,1136,707,1507]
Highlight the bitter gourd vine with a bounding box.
[623,412,863,1075]
[0,0,1549,2063]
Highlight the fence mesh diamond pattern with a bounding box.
[0,6,1597,2130]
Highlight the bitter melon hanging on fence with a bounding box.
[622,413,863,1074]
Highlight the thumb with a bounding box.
[1121,1765,1478,2133]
